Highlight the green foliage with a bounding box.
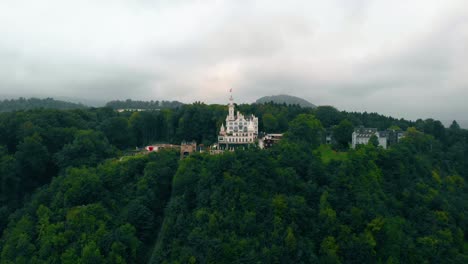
[262,113,278,132]
[285,114,324,148]
[314,106,342,128]
[368,134,379,147]
[315,144,348,164]
[99,117,134,149]
[147,121,468,263]
[1,102,468,263]
[54,130,117,170]
[15,134,50,192]
[105,99,183,109]
[333,119,354,150]
[0,97,87,112]
[0,150,179,263]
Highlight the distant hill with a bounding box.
[0,97,87,112]
[105,99,184,110]
[55,96,106,107]
[256,94,316,108]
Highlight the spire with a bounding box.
[228,88,235,120]
[229,88,233,104]
[220,123,226,136]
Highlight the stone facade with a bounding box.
[180,141,197,159]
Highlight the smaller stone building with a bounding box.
[259,133,283,149]
[180,141,197,159]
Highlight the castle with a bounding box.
[217,91,258,150]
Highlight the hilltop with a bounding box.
[0,102,467,263]
[0,97,87,112]
[256,94,316,108]
[105,99,184,110]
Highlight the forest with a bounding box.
[0,102,467,263]
[0,98,87,112]
[105,100,184,110]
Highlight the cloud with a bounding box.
[0,0,467,121]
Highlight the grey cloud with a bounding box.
[0,0,467,123]
[0,53,154,100]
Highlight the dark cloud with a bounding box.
[0,53,154,100]
[0,0,467,122]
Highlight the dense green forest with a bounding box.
[105,99,184,110]
[0,102,467,263]
[0,98,87,112]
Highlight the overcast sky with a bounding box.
[1,0,467,121]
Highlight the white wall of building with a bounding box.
[352,131,388,149]
[218,96,258,147]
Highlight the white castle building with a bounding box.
[217,92,258,150]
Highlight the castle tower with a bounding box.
[228,89,235,120]
[180,141,197,159]
[220,123,226,136]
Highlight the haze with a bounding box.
[1,0,467,122]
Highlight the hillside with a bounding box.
[0,104,467,263]
[256,94,316,108]
[0,97,87,112]
[105,99,184,110]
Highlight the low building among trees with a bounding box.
[259,133,283,149]
[352,127,404,149]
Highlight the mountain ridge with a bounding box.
[0,97,87,112]
[255,94,316,108]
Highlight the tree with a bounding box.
[333,119,354,150]
[15,133,50,190]
[54,130,117,169]
[368,134,379,147]
[99,117,134,149]
[449,120,460,130]
[285,114,324,149]
[81,241,104,264]
[320,236,341,264]
[129,112,144,146]
[285,226,297,253]
[314,106,342,127]
[263,113,278,132]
